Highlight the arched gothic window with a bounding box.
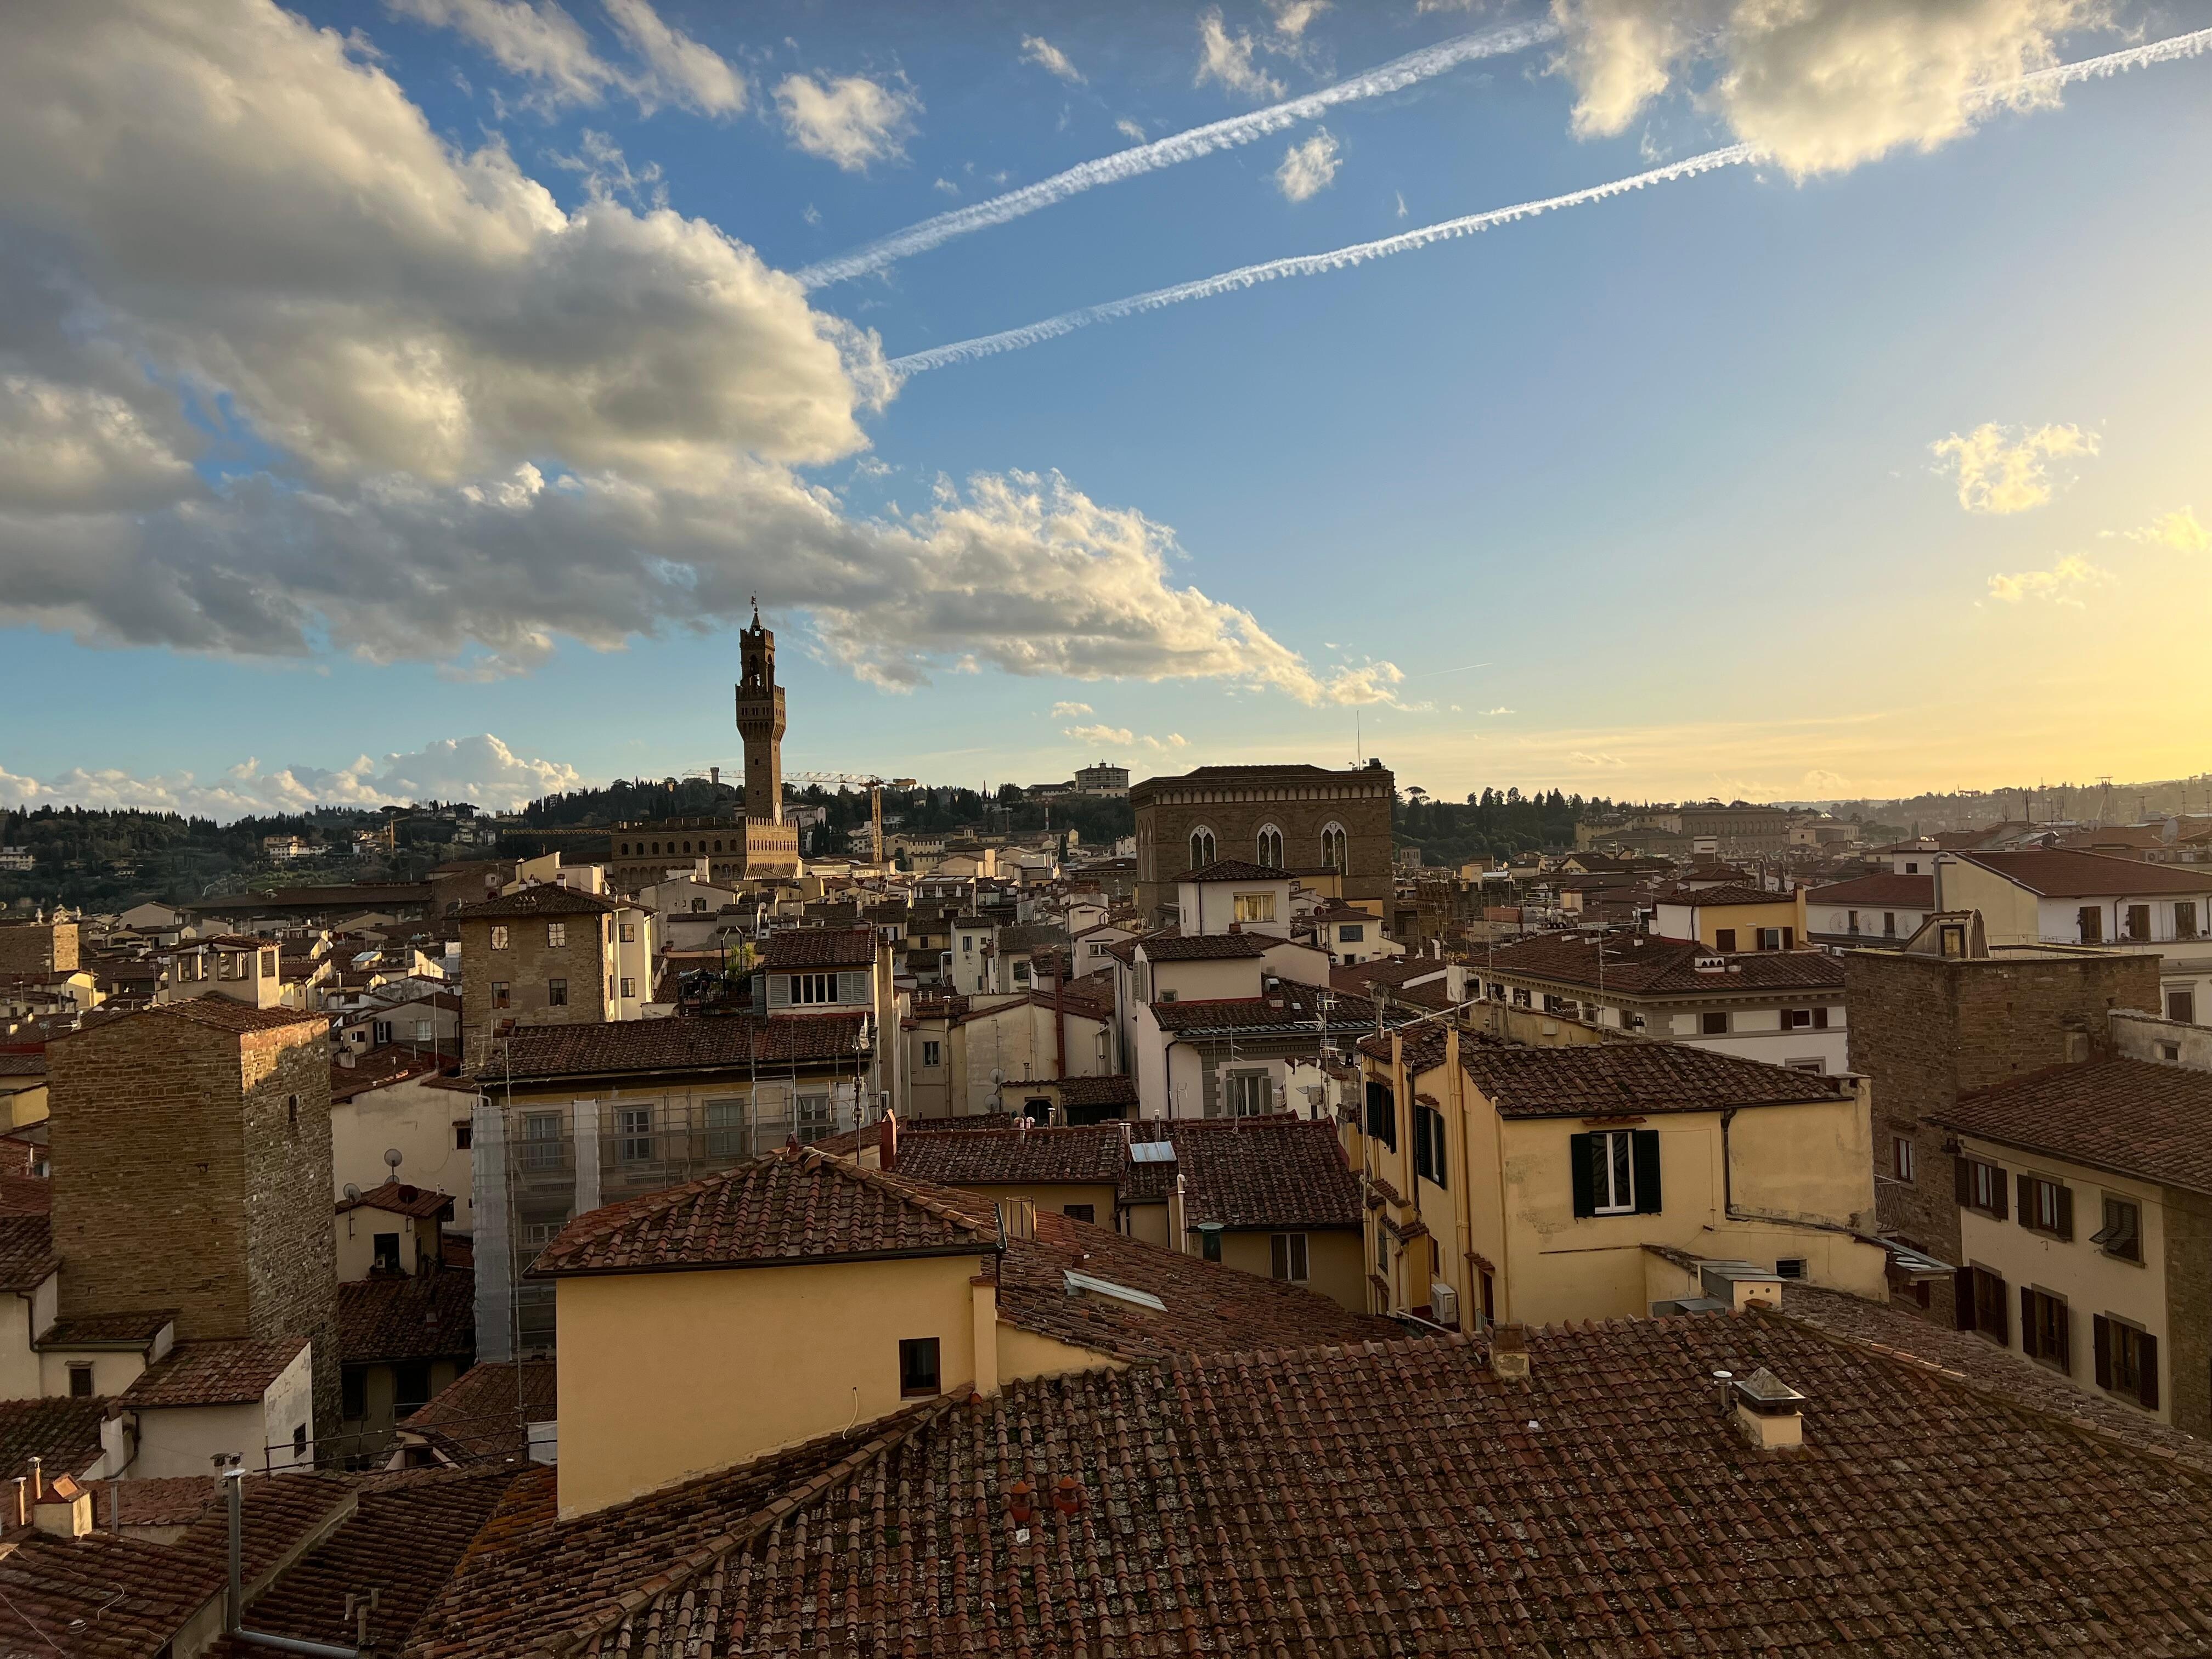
[1189,827,1217,870]
[1256,826,1283,868]
[1321,823,1348,872]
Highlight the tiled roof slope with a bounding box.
[992,1210,1390,1361]
[1954,848,2212,896]
[401,1359,558,1465]
[493,1012,866,1080]
[516,1311,2212,1659]
[1134,932,1268,961]
[121,1336,306,1406]
[1931,1057,2212,1197]
[1152,982,1389,1034]
[1663,882,1793,907]
[336,1178,454,1219]
[1171,1116,1361,1227]
[1363,1032,1846,1119]
[0,1214,57,1289]
[74,1000,326,1037]
[0,1394,109,1480]
[1805,873,1936,907]
[529,1146,998,1277]
[451,886,624,919]
[1179,859,1282,883]
[338,1268,476,1364]
[1479,930,1844,994]
[895,1125,1125,1188]
[759,927,876,969]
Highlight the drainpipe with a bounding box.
[224,1464,360,1658]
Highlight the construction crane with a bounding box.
[786,772,918,864]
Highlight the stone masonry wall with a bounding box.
[0,920,78,976]
[1845,948,2159,1325]
[240,1025,341,1442]
[1135,771,1392,923]
[461,914,612,1068]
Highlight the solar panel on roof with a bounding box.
[1128,1142,1177,1164]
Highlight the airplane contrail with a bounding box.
[795,16,1560,291]
[887,27,2212,378]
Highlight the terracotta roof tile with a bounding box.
[1805,873,1937,908]
[1179,858,1283,883]
[1931,1056,2212,1197]
[1368,1032,1847,1119]
[1480,929,1844,995]
[759,927,877,969]
[453,885,624,919]
[1135,932,1269,961]
[120,1336,307,1407]
[492,1012,867,1081]
[400,1359,558,1466]
[529,1147,998,1277]
[336,1180,455,1220]
[894,1125,1126,1188]
[1150,981,1391,1034]
[1661,882,1794,906]
[337,1269,475,1365]
[1168,1116,1361,1228]
[330,1046,447,1102]
[0,1395,109,1481]
[1954,848,2212,898]
[0,1214,58,1291]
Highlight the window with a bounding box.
[454,1122,472,1152]
[1956,1156,2007,1218]
[2021,1287,2070,1373]
[1700,1011,1730,1036]
[1321,824,1347,872]
[491,980,511,1009]
[1271,1232,1310,1283]
[260,950,278,978]
[1846,909,1861,935]
[1891,1135,1917,1183]
[372,1019,393,1045]
[1955,1265,2009,1345]
[2168,989,2197,1024]
[1713,929,1737,952]
[2017,1173,2072,1239]
[691,898,708,912]
[1363,1080,1396,1149]
[1938,923,1967,958]
[1757,927,1793,951]
[1218,1070,1270,1119]
[1233,892,1277,924]
[2124,904,2152,943]
[1877,910,1897,938]
[704,1098,749,1160]
[342,1368,366,1420]
[2093,1195,2142,1262]
[373,1232,401,1272]
[67,1363,93,1398]
[1064,1204,1096,1224]
[546,978,568,1008]
[1256,827,1283,868]
[1413,1101,1447,1189]
[522,1112,563,1171]
[618,1105,654,1164]
[1012,961,1031,985]
[1376,1225,1389,1273]
[795,1092,833,1144]
[2177,901,2200,941]
[921,1040,942,1068]
[1571,1128,1659,1217]
[2078,906,2103,944]
[618,976,635,999]
[1200,1227,1223,1263]
[293,1423,309,1459]
[522,1220,566,1249]
[413,1020,433,1043]
[547,922,567,947]
[2094,1316,2158,1409]
[791,972,837,1005]
[619,921,638,943]
[1340,923,1364,943]
[1188,828,1217,869]
[1785,1058,1825,1074]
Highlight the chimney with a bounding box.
[1167,1173,1188,1253]
[1728,1367,1806,1451]
[879,1110,898,1172]
[1488,1322,1530,1382]
[1052,1475,1084,1516]
[2063,1023,2091,1065]
[1006,1480,1036,1526]
[32,1476,91,1540]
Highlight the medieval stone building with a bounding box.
[1132,761,1395,924]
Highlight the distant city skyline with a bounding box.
[3,1,2209,815]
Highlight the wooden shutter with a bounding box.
[2016,1173,2033,1228]
[1985,1271,2008,1344]
[1989,1166,2007,1222]
[1570,1133,1596,1218]
[837,970,868,1003]
[1430,1109,1447,1189]
[2094,1314,2113,1390]
[2138,1331,2160,1410]
[1632,1129,1663,1215]
[1954,1267,1977,1333]
[2052,1300,2070,1376]
[1954,1155,1972,1206]
[2053,1183,2073,1242]
[1412,1105,1429,1181]
[768,973,791,1008]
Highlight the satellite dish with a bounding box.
[342,1183,362,1201]
[989,1068,1006,1086]
[383,1148,404,1171]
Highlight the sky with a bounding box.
[2,0,2209,820]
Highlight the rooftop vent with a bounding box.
[1729,1367,1805,1451]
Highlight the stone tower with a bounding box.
[735,603,785,825]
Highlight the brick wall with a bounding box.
[1844,947,2159,1324]
[461,915,614,1067]
[49,1010,340,1436]
[0,921,78,976]
[1135,770,1392,923]
[2165,1186,2212,1438]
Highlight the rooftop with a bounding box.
[330,1046,448,1102]
[1136,931,1271,961]
[1180,858,1284,883]
[0,1214,58,1291]
[400,1359,559,1466]
[452,884,625,920]
[492,1012,867,1081]
[337,1269,476,1365]
[119,1336,308,1407]
[1368,1032,1847,1119]
[1661,882,1794,907]
[759,927,878,970]
[1931,1056,2212,1197]
[1951,848,2212,898]
[1480,931,1845,996]
[336,1179,454,1220]
[400,1303,2212,1659]
[1805,873,1937,908]
[1151,981,1391,1035]
[529,1146,998,1277]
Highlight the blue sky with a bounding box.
[3,0,2209,817]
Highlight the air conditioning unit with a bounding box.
[1429,1282,1459,1327]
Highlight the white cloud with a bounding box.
[2115,506,2209,553]
[1274,128,1341,201]
[1986,552,2112,605]
[1022,35,1084,82]
[1393,190,1408,217]
[1063,723,1135,747]
[390,0,744,117]
[1050,701,1094,719]
[1195,8,1286,99]
[1266,0,1330,41]
[933,178,960,196]
[602,0,746,115]
[0,0,1378,709]
[1930,422,2098,514]
[1550,0,2104,176]
[775,72,922,171]
[1801,769,1851,794]
[1570,751,1629,766]
[1481,706,1515,715]
[1116,117,1148,141]
[0,735,580,821]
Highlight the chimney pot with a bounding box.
[1052,1475,1084,1516]
[1006,1480,1035,1525]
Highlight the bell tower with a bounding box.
[735,601,785,825]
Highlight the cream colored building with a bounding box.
[1929,1009,2212,1436]
[1349,1026,1887,1329]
